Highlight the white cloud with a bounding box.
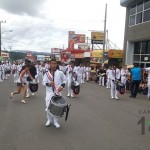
[0,0,126,52]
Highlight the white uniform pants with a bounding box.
[121,77,126,85]
[67,79,74,96]
[0,71,3,81]
[86,72,90,81]
[99,76,105,86]
[45,94,59,123]
[106,78,111,88]
[14,73,19,83]
[148,80,150,98]
[78,75,82,84]
[110,80,118,98]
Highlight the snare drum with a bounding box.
[48,95,69,118]
[29,82,38,92]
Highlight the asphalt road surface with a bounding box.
[0,75,150,150]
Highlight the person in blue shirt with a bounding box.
[130,63,141,98]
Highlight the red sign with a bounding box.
[68,31,85,50]
[51,48,62,54]
[26,52,32,57]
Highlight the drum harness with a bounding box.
[46,70,71,121]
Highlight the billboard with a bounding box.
[1,52,10,58]
[91,32,104,44]
[68,31,85,50]
[51,48,61,54]
[91,50,103,58]
[26,52,32,57]
[108,50,123,58]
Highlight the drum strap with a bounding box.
[46,71,59,95]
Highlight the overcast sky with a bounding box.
[0,0,126,52]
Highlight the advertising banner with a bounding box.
[51,48,61,54]
[91,32,104,44]
[108,50,123,58]
[68,31,85,50]
[91,50,103,58]
[1,52,10,58]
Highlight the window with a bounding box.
[143,9,150,22]
[147,41,150,54]
[130,15,136,26]
[144,0,150,10]
[136,12,143,24]
[129,0,150,26]
[141,41,147,54]
[130,5,136,15]
[137,1,143,13]
[134,42,141,54]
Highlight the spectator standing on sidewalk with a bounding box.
[130,64,141,98]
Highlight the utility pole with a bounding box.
[0,20,6,56]
[102,4,107,65]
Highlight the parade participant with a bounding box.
[66,61,78,98]
[106,66,111,88]
[59,62,67,75]
[10,64,34,104]
[85,64,91,82]
[98,67,106,86]
[26,62,37,98]
[82,64,86,84]
[77,63,84,84]
[121,65,128,85]
[42,58,67,128]
[12,62,18,83]
[110,65,121,100]
[0,62,3,82]
[143,67,150,99]
[130,64,141,98]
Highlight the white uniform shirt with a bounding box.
[42,70,67,107]
[110,68,121,80]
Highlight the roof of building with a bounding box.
[120,0,139,7]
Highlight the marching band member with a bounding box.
[121,65,128,85]
[82,64,86,84]
[0,62,3,82]
[106,66,111,88]
[26,62,37,98]
[42,58,67,128]
[98,67,106,86]
[85,64,91,82]
[66,61,78,98]
[110,66,121,100]
[143,67,150,99]
[77,63,84,84]
[10,64,34,104]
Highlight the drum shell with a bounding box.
[48,96,68,117]
[29,83,38,92]
[49,103,66,117]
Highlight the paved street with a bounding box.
[0,76,150,150]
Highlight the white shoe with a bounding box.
[71,95,74,98]
[67,94,70,97]
[45,120,51,127]
[54,122,60,128]
[111,96,114,99]
[31,93,35,96]
[106,87,108,89]
[26,95,30,98]
[115,97,119,100]
[10,92,13,99]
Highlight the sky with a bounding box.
[0,0,126,52]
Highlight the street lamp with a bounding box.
[0,20,6,56]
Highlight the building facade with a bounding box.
[121,0,150,67]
